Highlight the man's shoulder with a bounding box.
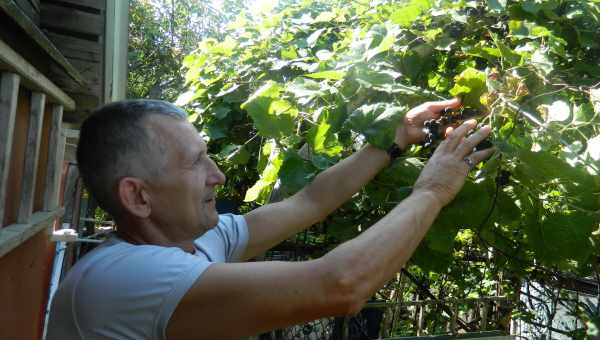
[49,238,211,340]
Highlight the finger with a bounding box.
[468,147,496,165]
[455,125,492,157]
[444,126,454,138]
[441,119,477,151]
[425,97,462,114]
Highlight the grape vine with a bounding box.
[179,0,600,335]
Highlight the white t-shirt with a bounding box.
[46,214,249,340]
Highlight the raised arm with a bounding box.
[242,98,462,259]
[167,120,494,340]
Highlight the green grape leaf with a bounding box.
[487,0,507,12]
[307,112,344,157]
[345,103,406,149]
[305,70,346,80]
[389,0,431,27]
[449,68,487,109]
[279,151,317,194]
[244,149,283,203]
[218,144,250,165]
[241,81,298,139]
[526,212,598,266]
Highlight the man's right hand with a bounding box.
[413,119,495,207]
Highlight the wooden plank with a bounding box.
[0,208,63,258]
[17,92,45,223]
[0,0,85,86]
[52,0,106,11]
[0,38,75,110]
[43,105,63,211]
[41,3,104,36]
[14,0,39,24]
[0,73,20,228]
[45,31,101,54]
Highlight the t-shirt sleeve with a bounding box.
[73,244,211,340]
[211,213,249,262]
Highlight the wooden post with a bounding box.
[481,301,489,331]
[417,303,425,336]
[451,303,458,334]
[17,92,46,223]
[0,72,20,226]
[43,104,64,211]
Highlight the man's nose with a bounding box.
[207,159,226,186]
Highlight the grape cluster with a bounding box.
[422,107,492,151]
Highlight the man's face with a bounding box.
[146,116,226,238]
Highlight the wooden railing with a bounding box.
[0,36,74,257]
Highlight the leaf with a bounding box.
[586,136,600,161]
[305,70,346,80]
[307,28,326,48]
[307,111,344,157]
[366,22,401,61]
[278,151,316,194]
[530,49,554,75]
[218,144,250,165]
[212,105,231,120]
[244,149,283,203]
[591,88,600,115]
[241,81,298,139]
[449,68,487,109]
[526,212,597,266]
[540,100,570,123]
[487,0,507,12]
[508,21,551,39]
[389,0,431,27]
[345,103,406,149]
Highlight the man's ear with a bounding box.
[117,177,151,218]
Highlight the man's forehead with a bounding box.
[146,115,205,153]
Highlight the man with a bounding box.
[47,98,493,339]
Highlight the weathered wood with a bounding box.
[451,303,458,334]
[0,73,20,227]
[17,92,46,223]
[481,301,489,330]
[0,0,85,86]
[14,0,39,24]
[45,32,102,54]
[417,305,425,336]
[41,3,104,36]
[0,208,63,258]
[0,38,75,110]
[53,0,106,10]
[43,105,64,211]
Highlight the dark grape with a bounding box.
[496,170,511,187]
[474,138,493,151]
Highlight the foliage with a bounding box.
[128,0,247,101]
[180,0,600,335]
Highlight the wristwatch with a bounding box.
[386,143,404,161]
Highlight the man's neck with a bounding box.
[115,219,198,254]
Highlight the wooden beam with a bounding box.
[17,92,45,223]
[0,73,20,227]
[43,105,64,211]
[0,208,63,258]
[0,38,75,110]
[41,3,104,36]
[0,0,85,86]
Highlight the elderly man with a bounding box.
[46,98,493,339]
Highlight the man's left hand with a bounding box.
[395,98,462,150]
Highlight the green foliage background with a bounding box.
[177,0,600,335]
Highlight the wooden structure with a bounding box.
[0,1,128,339]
